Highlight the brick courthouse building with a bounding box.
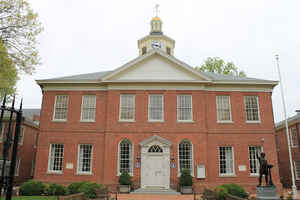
[34,16,281,193]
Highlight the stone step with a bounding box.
[131,187,180,194]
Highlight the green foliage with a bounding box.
[0,0,43,74]
[0,40,18,100]
[215,183,248,199]
[179,169,193,186]
[119,171,132,185]
[45,183,68,196]
[19,180,46,196]
[78,182,102,199]
[195,57,246,77]
[67,182,86,194]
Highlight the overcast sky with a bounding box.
[17,0,300,123]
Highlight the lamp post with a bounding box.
[275,55,297,199]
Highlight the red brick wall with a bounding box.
[34,89,281,193]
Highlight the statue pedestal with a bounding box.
[256,186,279,200]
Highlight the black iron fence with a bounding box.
[0,95,23,200]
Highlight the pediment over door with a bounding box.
[140,135,172,148]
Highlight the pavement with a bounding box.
[113,194,201,200]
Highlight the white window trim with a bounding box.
[290,128,299,148]
[295,161,300,180]
[218,146,235,177]
[245,96,261,123]
[119,94,136,122]
[148,95,164,122]
[216,96,232,123]
[177,95,193,122]
[47,144,64,174]
[80,95,96,122]
[248,146,263,176]
[15,159,20,176]
[76,144,93,175]
[18,126,24,145]
[177,140,194,177]
[117,139,134,176]
[52,95,68,122]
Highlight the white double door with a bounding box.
[141,153,170,189]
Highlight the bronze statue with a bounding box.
[257,152,269,187]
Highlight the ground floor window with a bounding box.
[178,140,193,174]
[249,146,262,176]
[219,146,234,175]
[48,144,64,173]
[77,144,93,174]
[118,139,133,175]
[295,161,300,180]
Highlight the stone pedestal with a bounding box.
[256,186,279,200]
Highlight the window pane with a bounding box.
[119,140,133,174]
[49,144,64,172]
[249,146,262,175]
[54,96,69,120]
[179,141,193,172]
[245,96,259,121]
[290,128,299,147]
[149,95,163,121]
[78,144,93,173]
[216,96,231,121]
[219,146,234,175]
[120,95,135,120]
[295,161,300,180]
[81,95,96,121]
[177,95,192,121]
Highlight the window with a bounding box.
[178,140,193,174]
[148,95,164,121]
[48,144,64,173]
[81,95,96,121]
[0,125,4,142]
[53,95,69,120]
[31,160,35,176]
[18,126,24,145]
[34,133,38,148]
[219,146,234,176]
[77,144,93,174]
[249,146,262,176]
[177,95,192,121]
[119,95,135,121]
[148,145,163,153]
[290,128,299,148]
[295,161,300,180]
[244,96,260,122]
[15,159,20,176]
[216,96,232,122]
[142,47,147,55]
[166,47,171,55]
[118,139,133,175]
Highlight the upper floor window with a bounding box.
[295,161,300,180]
[244,96,260,122]
[219,146,234,176]
[0,125,4,142]
[177,95,192,121]
[77,144,93,174]
[142,47,147,55]
[118,139,133,175]
[34,133,38,148]
[178,140,193,174]
[216,96,232,122]
[249,146,262,176]
[166,47,171,55]
[290,128,299,148]
[48,144,64,173]
[18,126,24,145]
[53,95,69,121]
[120,95,135,121]
[148,95,164,121]
[81,95,96,121]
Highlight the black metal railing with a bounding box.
[0,95,23,200]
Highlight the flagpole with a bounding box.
[275,54,297,199]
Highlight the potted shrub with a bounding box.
[119,171,132,193]
[179,168,193,194]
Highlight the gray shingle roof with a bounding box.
[42,71,112,81]
[22,109,41,121]
[275,113,300,129]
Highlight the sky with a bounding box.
[16,0,300,123]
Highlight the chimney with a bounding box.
[33,114,40,122]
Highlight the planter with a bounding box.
[180,186,193,194]
[119,185,131,193]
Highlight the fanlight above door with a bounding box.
[148,145,163,153]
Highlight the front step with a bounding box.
[131,187,180,194]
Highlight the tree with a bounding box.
[0,0,43,99]
[195,57,246,77]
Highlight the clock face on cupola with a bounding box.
[137,5,175,56]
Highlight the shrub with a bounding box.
[215,185,228,200]
[179,169,193,186]
[68,182,85,194]
[215,183,248,199]
[119,171,132,185]
[78,182,102,199]
[19,180,46,196]
[45,183,68,196]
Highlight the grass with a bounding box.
[0,196,57,200]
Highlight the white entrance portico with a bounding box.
[140,135,172,189]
